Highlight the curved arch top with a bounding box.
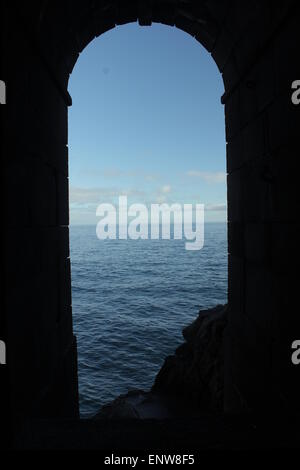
[3,0,300,427]
[60,0,234,84]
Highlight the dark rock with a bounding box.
[94,390,144,420]
[152,304,228,412]
[94,388,209,421]
[94,305,228,419]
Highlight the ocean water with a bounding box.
[70,223,228,417]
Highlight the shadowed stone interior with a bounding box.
[1,0,300,448]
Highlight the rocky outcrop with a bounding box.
[94,390,143,420]
[94,389,206,420]
[94,305,228,419]
[152,304,227,412]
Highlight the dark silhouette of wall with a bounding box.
[1,0,300,426]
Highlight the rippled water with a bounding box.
[70,223,227,417]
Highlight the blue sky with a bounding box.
[68,22,227,225]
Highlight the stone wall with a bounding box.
[2,4,78,422]
[152,305,227,412]
[1,1,299,426]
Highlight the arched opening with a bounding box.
[68,22,227,417]
[3,2,299,438]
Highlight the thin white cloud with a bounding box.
[69,186,146,206]
[187,171,226,183]
[206,204,227,212]
[99,168,160,182]
[69,187,117,205]
[69,186,227,220]
[144,174,159,182]
[155,195,167,204]
[161,185,172,194]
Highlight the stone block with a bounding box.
[242,160,272,223]
[226,131,243,173]
[194,28,216,52]
[271,335,300,412]
[4,162,31,227]
[152,2,175,27]
[222,55,239,94]
[227,169,244,222]
[242,114,265,162]
[56,173,69,227]
[75,28,96,54]
[4,158,59,228]
[224,86,241,141]
[239,76,259,129]
[228,221,244,258]
[244,222,270,263]
[47,336,79,419]
[30,161,57,227]
[270,222,300,274]
[256,49,276,113]
[229,330,272,412]
[228,254,245,314]
[174,16,200,37]
[28,62,68,146]
[94,18,116,38]
[115,1,138,25]
[231,5,268,74]
[267,93,300,152]
[59,226,70,260]
[244,262,276,333]
[57,305,74,354]
[58,257,72,317]
[267,145,299,222]
[275,273,300,337]
[273,13,300,94]
[211,27,235,73]
[204,0,229,26]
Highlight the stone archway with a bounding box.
[2,1,299,423]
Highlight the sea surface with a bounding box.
[70,223,227,417]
